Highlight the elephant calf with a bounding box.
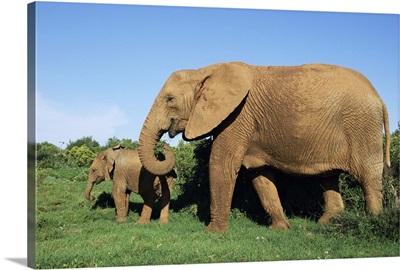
[85,145,177,224]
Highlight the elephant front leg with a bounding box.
[113,185,128,222]
[252,171,291,230]
[205,154,242,232]
[318,176,345,224]
[204,115,254,232]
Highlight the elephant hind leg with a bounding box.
[252,170,291,230]
[158,177,172,224]
[125,191,131,217]
[318,176,344,224]
[357,164,383,215]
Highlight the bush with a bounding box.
[339,173,365,211]
[66,136,100,153]
[37,142,65,168]
[172,140,198,195]
[103,137,138,150]
[37,168,53,183]
[173,138,212,222]
[65,145,96,167]
[388,128,399,180]
[322,208,399,242]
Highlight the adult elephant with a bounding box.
[85,145,177,224]
[138,62,390,232]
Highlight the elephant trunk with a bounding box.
[138,108,175,176]
[84,181,95,201]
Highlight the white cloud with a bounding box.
[36,92,129,147]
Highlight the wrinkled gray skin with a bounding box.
[85,145,177,224]
[138,62,390,232]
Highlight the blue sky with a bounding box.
[35,2,399,147]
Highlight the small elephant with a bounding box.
[85,145,177,224]
[137,62,390,232]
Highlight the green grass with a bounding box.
[35,171,399,269]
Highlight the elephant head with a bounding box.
[138,62,252,175]
[84,145,122,201]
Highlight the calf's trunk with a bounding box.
[85,181,95,201]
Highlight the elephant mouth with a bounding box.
[93,178,105,185]
[168,118,188,138]
[168,129,178,138]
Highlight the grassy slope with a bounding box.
[36,179,399,269]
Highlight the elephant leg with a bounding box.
[252,171,291,230]
[205,147,245,232]
[205,163,236,232]
[357,164,383,215]
[318,176,345,224]
[158,177,172,224]
[113,184,128,222]
[137,196,156,224]
[124,191,131,218]
[204,110,254,232]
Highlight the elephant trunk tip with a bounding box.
[138,142,176,176]
[85,193,95,201]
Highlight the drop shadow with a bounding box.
[91,191,163,221]
[6,258,27,267]
[91,191,115,209]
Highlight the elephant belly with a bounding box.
[242,136,346,176]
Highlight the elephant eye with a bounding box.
[166,96,175,106]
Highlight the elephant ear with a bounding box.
[184,62,252,140]
[102,148,117,181]
[112,144,125,150]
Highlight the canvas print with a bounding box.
[28,1,399,269]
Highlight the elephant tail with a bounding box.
[382,102,391,168]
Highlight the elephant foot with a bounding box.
[116,216,127,222]
[270,219,291,230]
[318,209,344,225]
[318,213,338,225]
[158,218,169,224]
[136,218,150,224]
[204,222,229,232]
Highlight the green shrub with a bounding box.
[339,173,365,211]
[37,168,53,183]
[173,138,212,222]
[37,142,66,168]
[103,137,138,150]
[65,145,96,167]
[322,208,399,242]
[172,140,198,195]
[66,136,100,153]
[388,129,399,180]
